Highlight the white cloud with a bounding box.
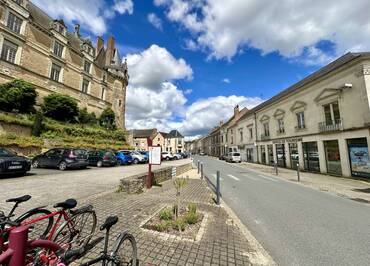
[178,95,263,136]
[222,78,230,84]
[126,44,193,90]
[147,13,163,30]
[156,0,370,64]
[32,0,134,35]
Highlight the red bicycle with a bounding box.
[0,195,97,253]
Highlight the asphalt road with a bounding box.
[0,159,191,213]
[194,155,370,266]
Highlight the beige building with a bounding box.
[153,130,184,153]
[127,128,157,151]
[0,0,128,128]
[226,52,370,178]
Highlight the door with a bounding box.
[47,149,63,167]
[43,149,59,167]
[276,144,286,167]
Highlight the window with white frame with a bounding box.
[50,63,61,82]
[263,122,270,136]
[323,101,340,125]
[296,112,305,129]
[249,127,253,140]
[7,12,23,34]
[84,60,91,73]
[81,79,89,93]
[1,40,18,63]
[53,41,64,58]
[277,118,285,133]
[239,128,243,142]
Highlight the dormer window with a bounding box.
[84,60,91,73]
[52,21,66,36]
[83,44,94,56]
[12,0,23,5]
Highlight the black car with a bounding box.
[32,148,89,171]
[87,150,117,167]
[0,148,31,176]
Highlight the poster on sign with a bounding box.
[149,146,161,165]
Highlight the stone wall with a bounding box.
[0,122,32,136]
[119,163,194,194]
[4,145,41,156]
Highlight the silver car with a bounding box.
[226,152,242,163]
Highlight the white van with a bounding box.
[226,152,241,163]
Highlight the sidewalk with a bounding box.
[240,162,370,203]
[76,169,271,265]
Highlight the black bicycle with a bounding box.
[61,215,138,266]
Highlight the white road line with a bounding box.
[227,174,240,181]
[243,174,258,181]
[258,174,278,182]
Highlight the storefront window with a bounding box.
[246,148,253,162]
[347,138,370,178]
[261,146,266,164]
[324,140,342,175]
[276,144,286,167]
[289,143,299,170]
[303,142,320,172]
[267,144,274,165]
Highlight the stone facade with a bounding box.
[153,130,184,153]
[0,0,128,128]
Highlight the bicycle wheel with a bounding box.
[52,210,97,249]
[16,209,54,240]
[111,232,137,266]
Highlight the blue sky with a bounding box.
[34,0,370,137]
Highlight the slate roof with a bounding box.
[168,130,184,138]
[132,129,157,138]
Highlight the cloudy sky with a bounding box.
[34,0,370,137]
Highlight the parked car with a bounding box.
[0,147,31,176]
[115,151,133,165]
[120,150,147,164]
[225,152,242,163]
[173,153,182,160]
[32,148,89,171]
[219,154,226,160]
[180,152,189,158]
[161,152,174,160]
[88,150,117,167]
[199,152,206,156]
[138,151,149,160]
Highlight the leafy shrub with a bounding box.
[0,79,37,113]
[99,107,116,130]
[31,111,43,137]
[153,222,171,232]
[172,218,186,231]
[78,108,97,124]
[188,203,197,214]
[159,208,173,221]
[42,93,78,122]
[184,212,199,225]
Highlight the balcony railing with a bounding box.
[276,129,285,135]
[319,119,343,132]
[260,134,270,141]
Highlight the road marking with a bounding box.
[243,174,258,181]
[227,174,240,181]
[258,174,278,182]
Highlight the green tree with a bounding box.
[78,108,97,124]
[0,79,37,113]
[31,111,44,137]
[99,107,116,129]
[42,93,78,122]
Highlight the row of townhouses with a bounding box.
[186,52,370,178]
[0,0,128,128]
[127,128,184,153]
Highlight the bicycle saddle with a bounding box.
[6,195,31,203]
[100,215,118,231]
[53,199,77,209]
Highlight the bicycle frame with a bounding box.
[0,226,62,266]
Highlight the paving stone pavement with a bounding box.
[75,178,253,265]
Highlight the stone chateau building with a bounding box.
[191,52,370,179]
[0,0,129,128]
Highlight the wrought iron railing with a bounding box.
[318,118,343,132]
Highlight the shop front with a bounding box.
[347,138,370,178]
[267,145,274,165]
[324,140,342,175]
[261,146,266,164]
[275,143,286,167]
[289,143,299,170]
[303,141,320,172]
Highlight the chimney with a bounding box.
[106,36,115,65]
[219,120,223,126]
[234,105,239,117]
[74,24,81,38]
[96,36,104,52]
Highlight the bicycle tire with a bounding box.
[52,209,97,249]
[110,232,137,266]
[15,209,54,240]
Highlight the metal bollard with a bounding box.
[197,160,200,174]
[297,163,300,182]
[216,171,221,205]
[274,161,278,175]
[200,162,204,179]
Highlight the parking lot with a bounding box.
[0,158,192,213]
